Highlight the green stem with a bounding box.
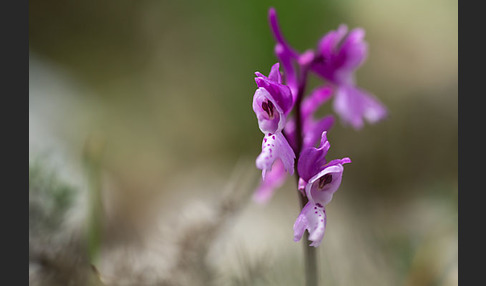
[83,134,105,265]
[293,67,318,286]
[299,191,318,286]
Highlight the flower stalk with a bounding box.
[293,66,318,286]
[250,6,387,286]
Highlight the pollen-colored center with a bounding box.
[261,100,275,119]
[318,174,332,189]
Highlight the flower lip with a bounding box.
[293,201,327,247]
[256,132,295,180]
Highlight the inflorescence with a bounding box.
[251,7,387,247]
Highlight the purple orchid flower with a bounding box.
[258,86,334,204]
[268,8,386,130]
[252,63,293,134]
[293,132,351,247]
[312,25,387,129]
[251,8,383,254]
[252,63,295,189]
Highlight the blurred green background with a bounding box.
[29,0,457,285]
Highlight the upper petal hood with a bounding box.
[305,158,351,206]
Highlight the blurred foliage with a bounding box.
[29,0,457,200]
[29,159,76,236]
[29,0,457,285]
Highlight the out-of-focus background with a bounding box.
[29,0,457,285]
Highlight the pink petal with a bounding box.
[293,202,327,247]
[256,132,295,180]
[253,159,288,204]
[334,85,387,129]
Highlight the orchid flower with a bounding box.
[312,25,388,129]
[268,7,387,129]
[249,8,386,285]
[293,132,351,247]
[252,63,293,134]
[250,7,385,254]
[253,63,295,183]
